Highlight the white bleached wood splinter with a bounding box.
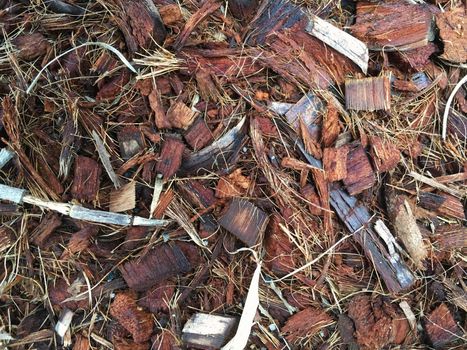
[221,262,262,350]
[0,183,170,227]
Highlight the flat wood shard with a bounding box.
[219,198,269,247]
[155,136,185,178]
[182,313,238,349]
[343,144,376,195]
[345,76,391,111]
[119,244,191,291]
[351,1,434,51]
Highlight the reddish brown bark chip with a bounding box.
[425,303,461,348]
[323,146,349,182]
[322,103,341,147]
[219,198,269,247]
[436,8,467,63]
[264,215,295,276]
[300,184,323,216]
[184,117,213,151]
[72,334,90,350]
[418,192,465,220]
[119,244,191,291]
[71,156,101,202]
[31,212,62,248]
[283,307,333,344]
[167,101,198,130]
[369,136,401,173]
[61,225,98,258]
[138,281,175,313]
[148,88,171,129]
[345,76,391,111]
[12,33,50,61]
[347,295,410,350]
[49,276,89,311]
[110,291,153,343]
[351,1,434,50]
[155,136,185,179]
[159,4,184,26]
[117,126,145,160]
[343,144,376,195]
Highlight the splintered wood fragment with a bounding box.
[323,146,348,182]
[281,157,321,172]
[219,198,269,247]
[182,313,238,349]
[433,225,467,251]
[386,192,427,267]
[71,156,101,202]
[184,117,213,151]
[61,225,98,258]
[152,189,174,219]
[0,148,14,169]
[285,93,322,136]
[369,136,401,173]
[343,144,376,195]
[216,169,251,199]
[110,291,153,343]
[109,181,136,212]
[31,212,62,248]
[148,87,171,129]
[114,0,166,52]
[418,192,465,220]
[173,0,222,50]
[91,130,121,189]
[178,180,216,209]
[425,303,461,348]
[329,187,415,293]
[117,126,144,160]
[436,8,467,63]
[409,171,461,197]
[228,0,258,20]
[351,1,434,51]
[167,101,198,130]
[150,175,164,218]
[181,117,246,175]
[155,136,185,178]
[345,76,391,111]
[301,185,323,216]
[119,244,191,291]
[305,14,369,73]
[283,307,334,344]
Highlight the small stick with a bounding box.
[91,130,121,189]
[0,183,170,227]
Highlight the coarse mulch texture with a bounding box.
[0,0,466,349]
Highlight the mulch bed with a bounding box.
[0,0,465,349]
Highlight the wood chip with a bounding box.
[109,181,136,212]
[119,244,191,291]
[167,101,198,130]
[436,8,467,63]
[182,313,238,349]
[345,76,391,111]
[219,199,269,247]
[425,303,461,348]
[71,156,102,202]
[323,146,349,182]
[343,143,376,195]
[369,136,401,173]
[155,136,185,179]
[109,291,153,343]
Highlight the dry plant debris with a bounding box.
[0,0,466,349]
